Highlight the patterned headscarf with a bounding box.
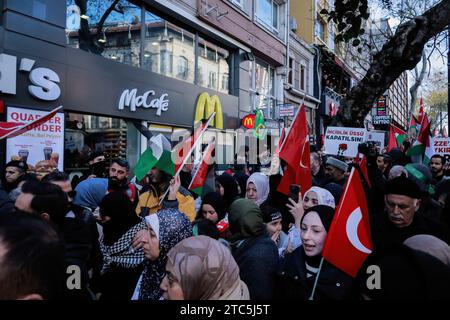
[138,208,193,300]
[166,236,249,300]
[303,187,336,208]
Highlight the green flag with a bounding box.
[253,109,266,140]
[134,134,174,181]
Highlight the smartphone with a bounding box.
[289,184,301,203]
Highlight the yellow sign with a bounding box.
[194,92,223,129]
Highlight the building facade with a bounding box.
[0,0,289,174]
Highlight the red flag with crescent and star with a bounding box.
[277,105,312,195]
[322,167,373,277]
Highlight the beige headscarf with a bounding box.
[166,235,249,300]
[404,234,450,267]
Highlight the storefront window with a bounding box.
[143,16,196,84]
[66,0,141,67]
[64,112,139,176]
[197,36,230,94]
[250,60,275,119]
[66,1,231,93]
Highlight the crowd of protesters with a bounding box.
[1,141,450,301]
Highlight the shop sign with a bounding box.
[6,106,64,171]
[376,96,387,116]
[279,104,295,117]
[0,53,61,101]
[373,115,391,125]
[194,92,223,129]
[118,89,169,115]
[242,114,255,129]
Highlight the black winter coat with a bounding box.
[231,234,279,300]
[275,246,353,300]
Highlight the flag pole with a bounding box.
[279,95,306,154]
[308,257,325,301]
[159,112,216,205]
[187,140,214,190]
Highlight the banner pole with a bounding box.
[308,256,325,301]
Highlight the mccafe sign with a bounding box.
[118,88,169,116]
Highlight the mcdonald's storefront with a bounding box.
[0,47,239,176]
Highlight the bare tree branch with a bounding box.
[334,0,450,127]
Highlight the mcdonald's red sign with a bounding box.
[242,114,256,129]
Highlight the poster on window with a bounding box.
[6,106,64,171]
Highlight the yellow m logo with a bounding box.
[194,92,223,129]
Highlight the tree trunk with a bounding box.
[333,0,450,128]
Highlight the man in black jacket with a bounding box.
[371,176,450,250]
[14,180,95,299]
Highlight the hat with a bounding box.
[385,176,422,199]
[260,203,282,223]
[300,205,335,232]
[325,157,348,172]
[5,160,28,172]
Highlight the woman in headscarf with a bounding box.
[404,234,450,267]
[98,192,146,300]
[216,173,240,211]
[284,186,336,256]
[245,172,269,206]
[276,205,353,300]
[132,208,193,300]
[228,198,279,300]
[74,177,108,212]
[196,192,231,239]
[160,236,249,300]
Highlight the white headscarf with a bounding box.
[246,172,269,206]
[303,186,336,208]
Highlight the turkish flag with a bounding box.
[173,120,206,174]
[354,153,371,188]
[322,168,373,277]
[0,121,25,139]
[277,105,312,195]
[0,106,63,140]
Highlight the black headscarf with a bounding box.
[300,205,335,233]
[216,173,239,211]
[197,192,227,221]
[100,191,141,246]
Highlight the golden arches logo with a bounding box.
[194,92,223,129]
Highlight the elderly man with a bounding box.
[371,176,450,250]
[324,157,348,186]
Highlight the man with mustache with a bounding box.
[371,175,450,250]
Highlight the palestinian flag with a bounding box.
[388,125,407,151]
[407,114,430,157]
[188,141,215,196]
[135,134,174,181]
[172,121,205,175]
[409,115,419,135]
